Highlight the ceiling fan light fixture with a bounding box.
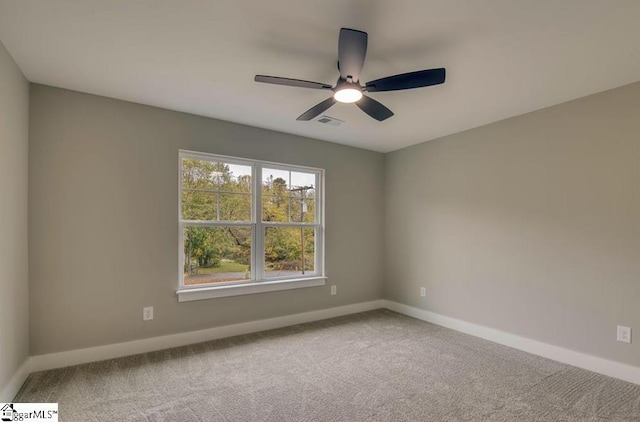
[333,87,362,103]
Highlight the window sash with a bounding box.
[179,151,323,289]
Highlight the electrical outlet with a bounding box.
[143,306,154,321]
[331,285,337,295]
[617,325,631,344]
[420,287,426,298]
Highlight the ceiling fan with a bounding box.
[255,28,446,122]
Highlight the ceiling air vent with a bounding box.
[314,115,344,127]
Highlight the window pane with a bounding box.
[181,158,223,190]
[181,190,217,220]
[291,171,315,191]
[262,195,288,222]
[261,168,290,223]
[181,158,252,222]
[219,193,251,222]
[262,168,291,192]
[220,163,252,193]
[289,198,316,223]
[262,169,316,222]
[180,158,251,192]
[265,227,315,277]
[183,226,251,285]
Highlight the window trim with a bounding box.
[177,150,325,301]
[177,277,327,302]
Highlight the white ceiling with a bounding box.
[1,0,640,152]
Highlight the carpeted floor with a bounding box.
[16,310,640,421]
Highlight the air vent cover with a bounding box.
[314,115,344,126]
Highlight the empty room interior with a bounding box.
[1,1,640,420]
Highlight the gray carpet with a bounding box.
[15,310,640,421]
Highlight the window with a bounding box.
[178,151,324,301]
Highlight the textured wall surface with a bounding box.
[0,41,29,393]
[385,82,640,367]
[29,84,385,354]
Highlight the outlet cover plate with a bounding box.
[143,306,154,321]
[617,325,631,344]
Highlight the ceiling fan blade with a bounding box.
[297,97,337,121]
[255,75,333,90]
[365,68,446,92]
[338,28,368,82]
[356,95,394,121]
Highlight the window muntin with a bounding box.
[179,151,323,288]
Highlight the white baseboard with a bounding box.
[0,358,32,402]
[29,300,385,373]
[383,300,640,386]
[10,298,639,397]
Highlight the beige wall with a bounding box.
[0,42,29,395]
[385,82,640,367]
[28,84,385,355]
[24,77,640,368]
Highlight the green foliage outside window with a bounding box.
[181,159,316,282]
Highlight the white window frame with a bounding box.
[177,150,325,302]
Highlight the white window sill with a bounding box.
[177,277,327,302]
